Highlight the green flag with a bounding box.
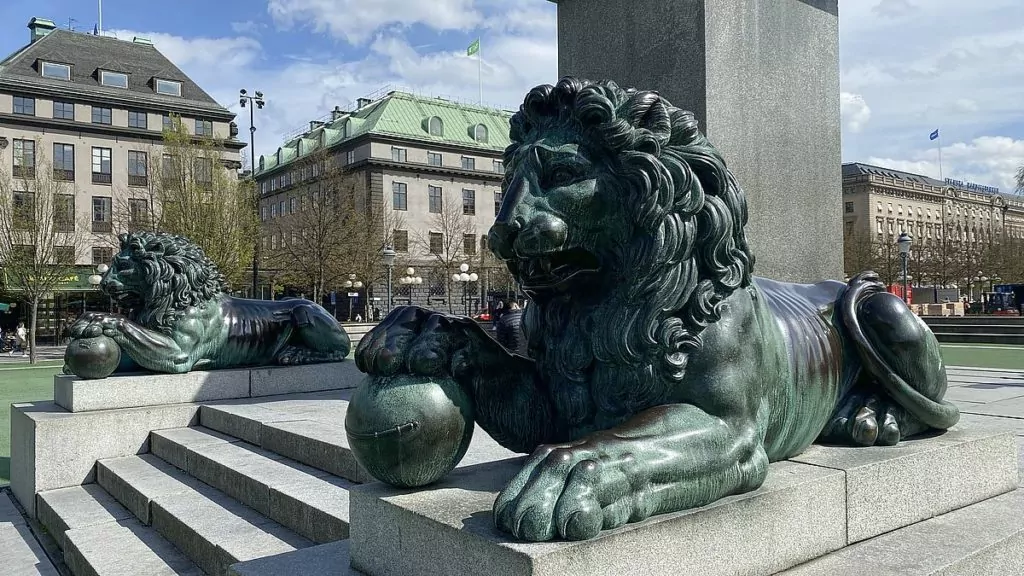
[467,38,480,56]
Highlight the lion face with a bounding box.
[488,139,623,300]
[100,251,147,309]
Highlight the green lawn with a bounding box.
[940,344,1024,371]
[0,362,62,486]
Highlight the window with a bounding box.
[13,96,34,115]
[195,158,213,189]
[41,62,71,80]
[52,100,75,120]
[91,106,112,125]
[393,182,408,211]
[394,230,409,252]
[429,232,443,255]
[844,201,854,214]
[427,116,443,137]
[494,191,503,216]
[271,203,278,218]
[473,124,488,143]
[271,234,279,250]
[13,139,35,179]
[301,194,309,212]
[53,143,75,181]
[195,119,213,137]
[12,192,35,230]
[163,114,174,130]
[91,147,112,184]
[887,203,893,213]
[427,152,442,166]
[128,151,148,187]
[129,199,149,227]
[92,197,112,233]
[290,197,298,213]
[346,150,355,165]
[493,159,504,174]
[55,195,75,232]
[100,70,128,88]
[428,185,443,214]
[155,79,182,96]
[462,189,476,215]
[392,147,407,162]
[261,206,268,221]
[461,156,475,170]
[54,246,76,265]
[279,200,286,215]
[92,247,113,266]
[129,110,148,129]
[464,234,476,255]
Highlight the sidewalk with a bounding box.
[0,346,65,365]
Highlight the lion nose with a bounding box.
[515,215,568,255]
[488,217,523,260]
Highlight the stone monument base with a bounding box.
[349,428,1019,576]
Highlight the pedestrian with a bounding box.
[10,322,28,357]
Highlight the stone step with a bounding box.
[0,490,59,575]
[149,426,353,543]
[96,453,313,576]
[36,484,201,575]
[198,390,517,484]
[227,541,362,576]
[778,488,1024,575]
[348,426,1018,576]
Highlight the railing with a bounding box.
[53,169,75,182]
[92,221,112,233]
[92,172,112,185]
[13,166,35,179]
[128,175,148,188]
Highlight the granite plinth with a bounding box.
[348,426,1017,576]
[53,361,362,413]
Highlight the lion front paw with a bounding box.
[492,443,644,542]
[69,314,124,340]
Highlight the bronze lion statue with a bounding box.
[355,78,959,542]
[68,232,350,375]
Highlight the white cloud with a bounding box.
[840,92,872,133]
[266,0,483,45]
[871,0,918,19]
[869,135,1024,192]
[230,21,263,35]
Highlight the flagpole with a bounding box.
[477,39,483,105]
[937,133,944,182]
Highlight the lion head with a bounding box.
[102,232,227,334]
[488,78,754,429]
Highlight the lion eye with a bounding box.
[549,167,576,188]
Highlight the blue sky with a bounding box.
[3,0,1023,191]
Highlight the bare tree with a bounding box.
[341,196,406,311]
[414,194,476,313]
[112,116,257,289]
[0,143,91,363]
[843,228,878,279]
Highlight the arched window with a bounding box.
[427,116,443,137]
[473,123,488,143]
[258,156,264,170]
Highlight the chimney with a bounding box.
[331,105,345,121]
[309,120,325,131]
[356,97,372,108]
[28,17,56,43]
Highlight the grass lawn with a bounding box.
[0,362,62,486]
[940,344,1024,371]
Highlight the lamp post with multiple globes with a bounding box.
[452,263,479,316]
[399,267,423,306]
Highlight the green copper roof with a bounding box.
[256,91,513,176]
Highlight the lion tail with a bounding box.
[839,271,960,430]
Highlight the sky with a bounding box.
[2,0,1023,192]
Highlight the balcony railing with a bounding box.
[13,166,35,179]
[92,220,112,233]
[53,169,75,182]
[92,172,112,185]
[128,175,149,188]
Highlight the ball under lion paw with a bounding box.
[64,335,121,379]
[345,373,474,488]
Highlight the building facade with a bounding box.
[254,90,513,317]
[841,162,1024,292]
[0,18,244,339]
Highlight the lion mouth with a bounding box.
[514,247,601,291]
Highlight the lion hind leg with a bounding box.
[821,387,922,446]
[289,303,352,357]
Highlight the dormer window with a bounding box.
[40,62,70,81]
[155,78,182,96]
[427,116,444,137]
[100,70,128,88]
[472,123,488,143]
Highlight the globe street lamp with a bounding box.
[452,263,479,316]
[240,88,266,299]
[399,267,423,305]
[88,263,111,312]
[896,232,912,304]
[343,274,363,321]
[382,246,397,315]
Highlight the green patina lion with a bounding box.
[355,78,959,542]
[67,232,350,375]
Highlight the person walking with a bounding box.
[10,322,28,357]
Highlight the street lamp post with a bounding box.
[897,232,912,304]
[399,267,423,306]
[381,246,397,315]
[452,263,479,316]
[343,274,363,321]
[87,264,112,312]
[239,88,266,299]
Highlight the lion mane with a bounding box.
[504,78,755,426]
[114,232,227,334]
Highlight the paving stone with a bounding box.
[944,384,1024,404]
[228,541,361,576]
[349,457,847,576]
[64,520,203,576]
[0,491,58,575]
[792,427,1018,543]
[959,395,1024,419]
[780,489,1024,575]
[36,484,132,550]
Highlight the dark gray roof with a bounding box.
[841,162,945,187]
[0,29,233,120]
